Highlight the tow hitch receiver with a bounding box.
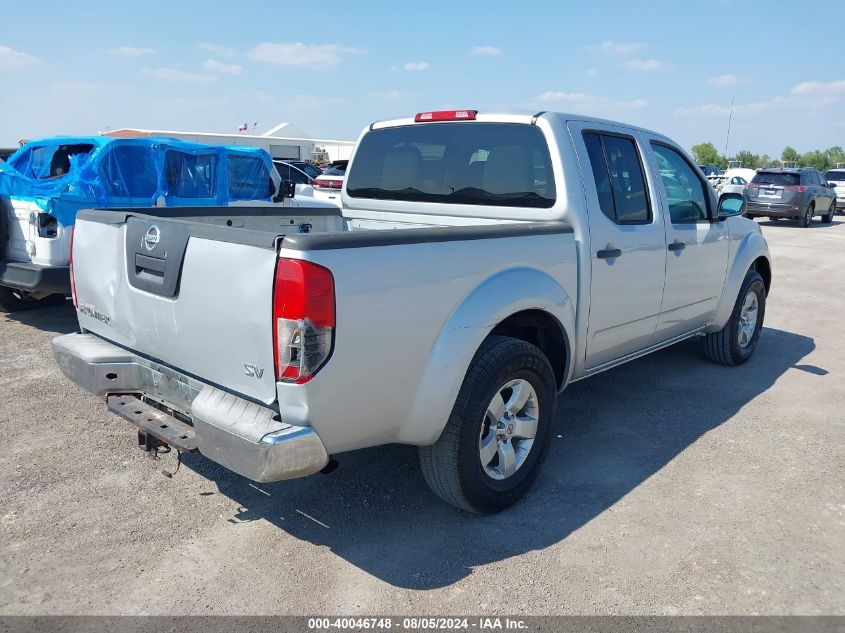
[107,394,198,452]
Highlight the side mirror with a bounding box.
[273,179,296,202]
[718,192,745,219]
[829,182,838,188]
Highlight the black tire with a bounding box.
[0,286,66,313]
[822,200,835,224]
[701,270,766,366]
[419,335,557,514]
[800,203,814,227]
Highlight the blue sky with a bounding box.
[2,0,842,156]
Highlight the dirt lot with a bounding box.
[1,219,843,616]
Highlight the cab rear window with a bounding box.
[346,123,555,208]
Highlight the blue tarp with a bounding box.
[0,136,274,226]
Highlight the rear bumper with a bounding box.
[0,259,71,294]
[746,201,802,218]
[52,333,329,482]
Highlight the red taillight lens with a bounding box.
[69,226,78,308]
[313,178,342,190]
[746,183,759,189]
[273,259,335,383]
[784,185,808,192]
[414,110,478,122]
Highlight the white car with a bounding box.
[716,175,748,199]
[310,160,347,207]
[824,169,845,211]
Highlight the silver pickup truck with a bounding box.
[53,110,772,513]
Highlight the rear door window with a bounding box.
[228,155,271,200]
[824,170,845,182]
[346,123,555,208]
[164,151,218,198]
[582,131,650,223]
[99,145,157,199]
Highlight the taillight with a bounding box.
[746,183,759,189]
[784,185,808,192]
[313,178,342,190]
[69,226,78,308]
[414,110,478,122]
[273,258,335,383]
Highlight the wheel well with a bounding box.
[751,257,772,295]
[489,309,568,388]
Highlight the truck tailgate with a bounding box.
[72,212,280,405]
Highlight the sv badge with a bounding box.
[244,364,264,379]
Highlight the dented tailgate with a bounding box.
[71,211,280,405]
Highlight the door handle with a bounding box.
[668,240,686,252]
[597,248,622,259]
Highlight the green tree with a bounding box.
[692,142,721,166]
[800,150,831,172]
[734,150,761,169]
[825,146,845,166]
[781,146,800,163]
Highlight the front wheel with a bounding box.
[0,286,66,313]
[419,335,556,514]
[701,270,766,366]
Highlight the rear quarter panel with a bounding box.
[277,230,578,453]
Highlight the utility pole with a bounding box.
[723,93,734,160]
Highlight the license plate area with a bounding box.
[107,394,198,451]
[759,188,781,198]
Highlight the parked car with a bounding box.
[311,160,348,206]
[53,110,771,514]
[716,175,748,200]
[0,137,337,313]
[273,160,314,185]
[823,169,845,211]
[698,164,722,177]
[745,168,837,226]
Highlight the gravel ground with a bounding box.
[1,219,843,616]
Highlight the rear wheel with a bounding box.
[801,203,814,227]
[701,270,766,366]
[822,200,835,224]
[0,287,66,313]
[419,335,556,514]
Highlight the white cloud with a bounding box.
[247,42,364,68]
[0,45,37,68]
[404,62,430,71]
[708,74,744,88]
[674,101,770,117]
[596,40,647,56]
[201,59,242,74]
[199,43,235,58]
[536,91,648,113]
[109,46,155,57]
[471,46,501,57]
[791,80,845,97]
[142,67,217,84]
[623,58,668,71]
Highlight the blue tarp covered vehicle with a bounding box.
[0,136,279,311]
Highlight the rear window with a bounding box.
[323,165,346,176]
[824,170,845,182]
[752,172,799,187]
[346,123,556,208]
[10,143,95,179]
[164,151,218,198]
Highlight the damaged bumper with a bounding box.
[52,333,329,482]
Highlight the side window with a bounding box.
[650,143,710,223]
[228,155,271,201]
[582,132,651,224]
[99,145,157,199]
[164,151,218,198]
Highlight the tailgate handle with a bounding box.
[135,253,166,277]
